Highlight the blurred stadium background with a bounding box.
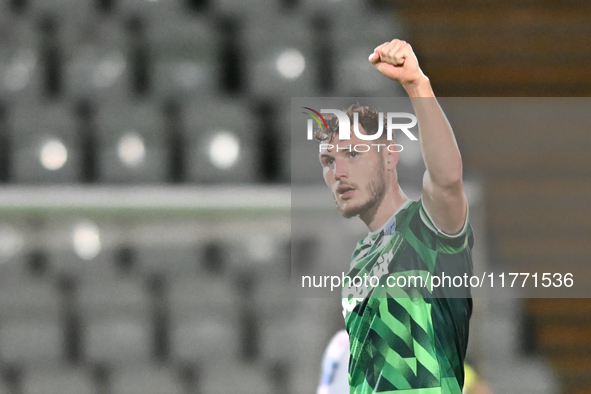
[0,0,590,393]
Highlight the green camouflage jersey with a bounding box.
[342,199,473,394]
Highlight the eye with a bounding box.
[349,151,359,158]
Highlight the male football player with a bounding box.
[316,39,474,394]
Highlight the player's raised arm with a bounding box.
[369,39,467,235]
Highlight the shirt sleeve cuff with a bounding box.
[418,198,469,239]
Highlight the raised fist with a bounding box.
[369,39,427,87]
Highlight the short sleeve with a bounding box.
[418,198,470,241]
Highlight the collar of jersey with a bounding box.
[367,199,413,237]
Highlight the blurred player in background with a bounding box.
[317,330,349,394]
[316,39,474,393]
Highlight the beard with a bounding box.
[334,160,387,219]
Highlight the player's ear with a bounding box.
[385,143,399,171]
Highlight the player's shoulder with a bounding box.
[400,198,473,250]
[324,330,349,358]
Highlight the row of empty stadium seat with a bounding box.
[2,0,384,20]
[0,98,274,183]
[0,270,323,394]
[0,15,219,100]
[0,2,403,101]
[0,221,292,280]
[0,275,297,363]
[0,362,282,394]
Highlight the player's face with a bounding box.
[320,126,388,218]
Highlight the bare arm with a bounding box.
[369,39,467,235]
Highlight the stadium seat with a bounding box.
[0,319,64,365]
[229,231,288,271]
[61,20,132,101]
[94,101,169,183]
[48,248,118,280]
[145,16,220,99]
[28,0,95,22]
[168,276,237,320]
[116,0,184,20]
[200,361,273,394]
[8,101,81,183]
[259,311,327,364]
[303,0,404,46]
[168,276,240,363]
[0,22,42,102]
[252,279,295,320]
[170,313,239,364]
[134,241,202,278]
[0,279,61,321]
[77,277,151,319]
[77,278,153,364]
[181,98,259,183]
[21,366,95,394]
[211,0,280,20]
[110,364,184,394]
[260,313,329,394]
[242,15,319,98]
[333,45,406,96]
[299,0,368,12]
[44,219,119,279]
[0,223,29,280]
[82,318,153,364]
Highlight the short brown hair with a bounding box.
[314,104,390,143]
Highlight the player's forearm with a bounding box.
[404,77,464,189]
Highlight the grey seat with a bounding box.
[21,366,96,394]
[43,218,119,279]
[168,276,239,363]
[0,279,61,321]
[77,277,153,365]
[242,15,319,98]
[8,101,81,183]
[116,0,184,20]
[28,0,95,22]
[300,0,368,12]
[0,319,64,366]
[181,98,259,183]
[146,16,220,99]
[0,21,43,101]
[169,314,239,364]
[0,222,31,280]
[168,276,237,321]
[95,100,168,183]
[333,45,406,97]
[110,364,184,394]
[61,20,132,101]
[211,0,280,21]
[0,280,65,371]
[134,241,202,279]
[201,362,273,394]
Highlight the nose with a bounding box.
[334,157,348,181]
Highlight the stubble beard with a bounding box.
[335,161,387,219]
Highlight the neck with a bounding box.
[360,184,410,233]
